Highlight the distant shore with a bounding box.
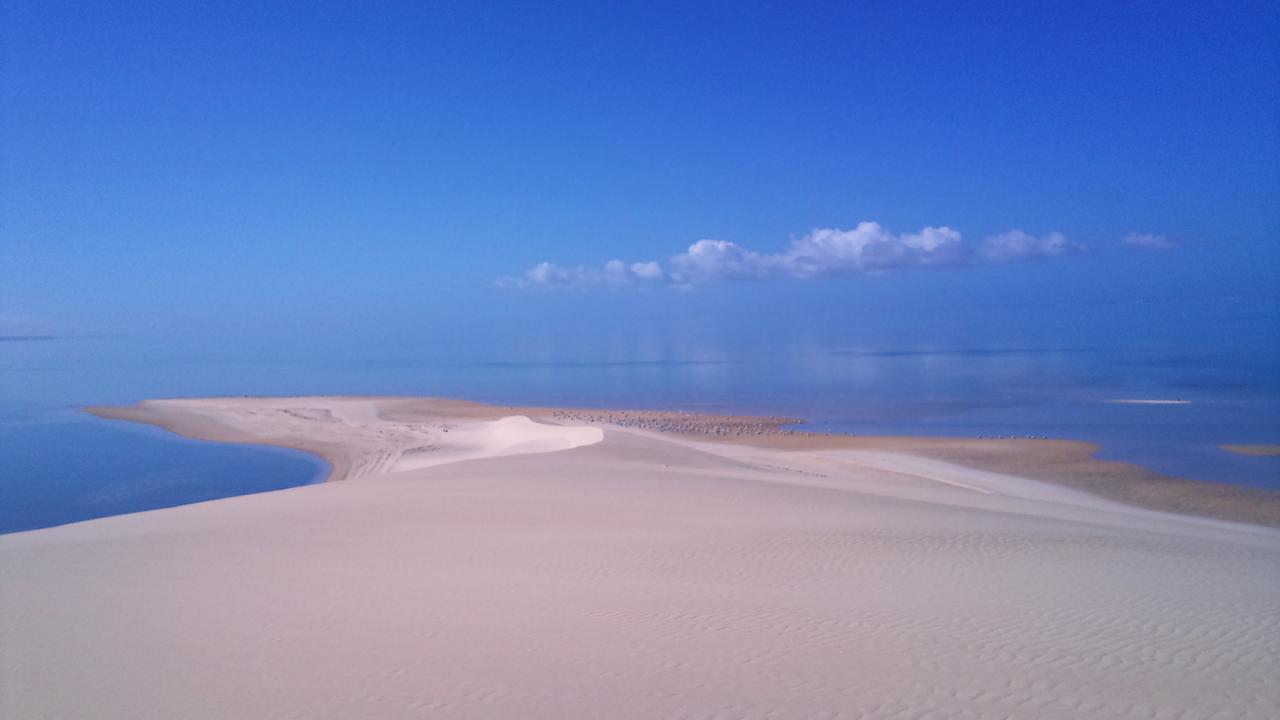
[1221,444,1280,457]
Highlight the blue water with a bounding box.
[0,414,326,534]
[2,327,1277,534]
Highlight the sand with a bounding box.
[3,396,1278,719]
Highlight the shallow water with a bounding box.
[1,330,1277,533]
[0,414,325,534]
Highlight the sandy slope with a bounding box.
[3,397,1278,719]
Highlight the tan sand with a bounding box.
[4,396,1279,719]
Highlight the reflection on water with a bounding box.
[2,328,1277,533]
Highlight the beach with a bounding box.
[3,396,1278,719]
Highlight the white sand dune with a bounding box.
[394,415,603,472]
[2,397,1277,719]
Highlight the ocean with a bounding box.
[2,326,1277,533]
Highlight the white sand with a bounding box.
[3,397,1278,719]
[394,415,603,472]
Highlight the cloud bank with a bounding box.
[500,221,1088,289]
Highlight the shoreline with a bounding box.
[1222,443,1280,457]
[84,411,335,484]
[86,401,350,484]
[87,395,1280,528]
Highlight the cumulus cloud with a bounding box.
[784,223,967,276]
[629,261,664,281]
[661,222,970,285]
[979,230,1085,262]
[497,259,667,290]
[667,239,780,283]
[501,221,1083,289]
[1122,232,1175,250]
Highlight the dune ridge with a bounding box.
[4,396,1278,719]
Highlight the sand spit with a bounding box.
[87,397,603,481]
[4,396,1277,720]
[85,397,1280,527]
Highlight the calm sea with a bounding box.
[2,329,1277,533]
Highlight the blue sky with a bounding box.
[2,1,1277,355]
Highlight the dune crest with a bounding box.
[393,415,604,472]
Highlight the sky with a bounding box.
[2,1,1277,358]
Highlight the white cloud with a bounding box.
[629,261,665,281]
[1122,232,1175,250]
[979,230,1084,262]
[666,223,967,284]
[783,222,966,276]
[602,260,631,286]
[497,259,666,289]
[668,239,781,283]
[502,221,1086,289]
